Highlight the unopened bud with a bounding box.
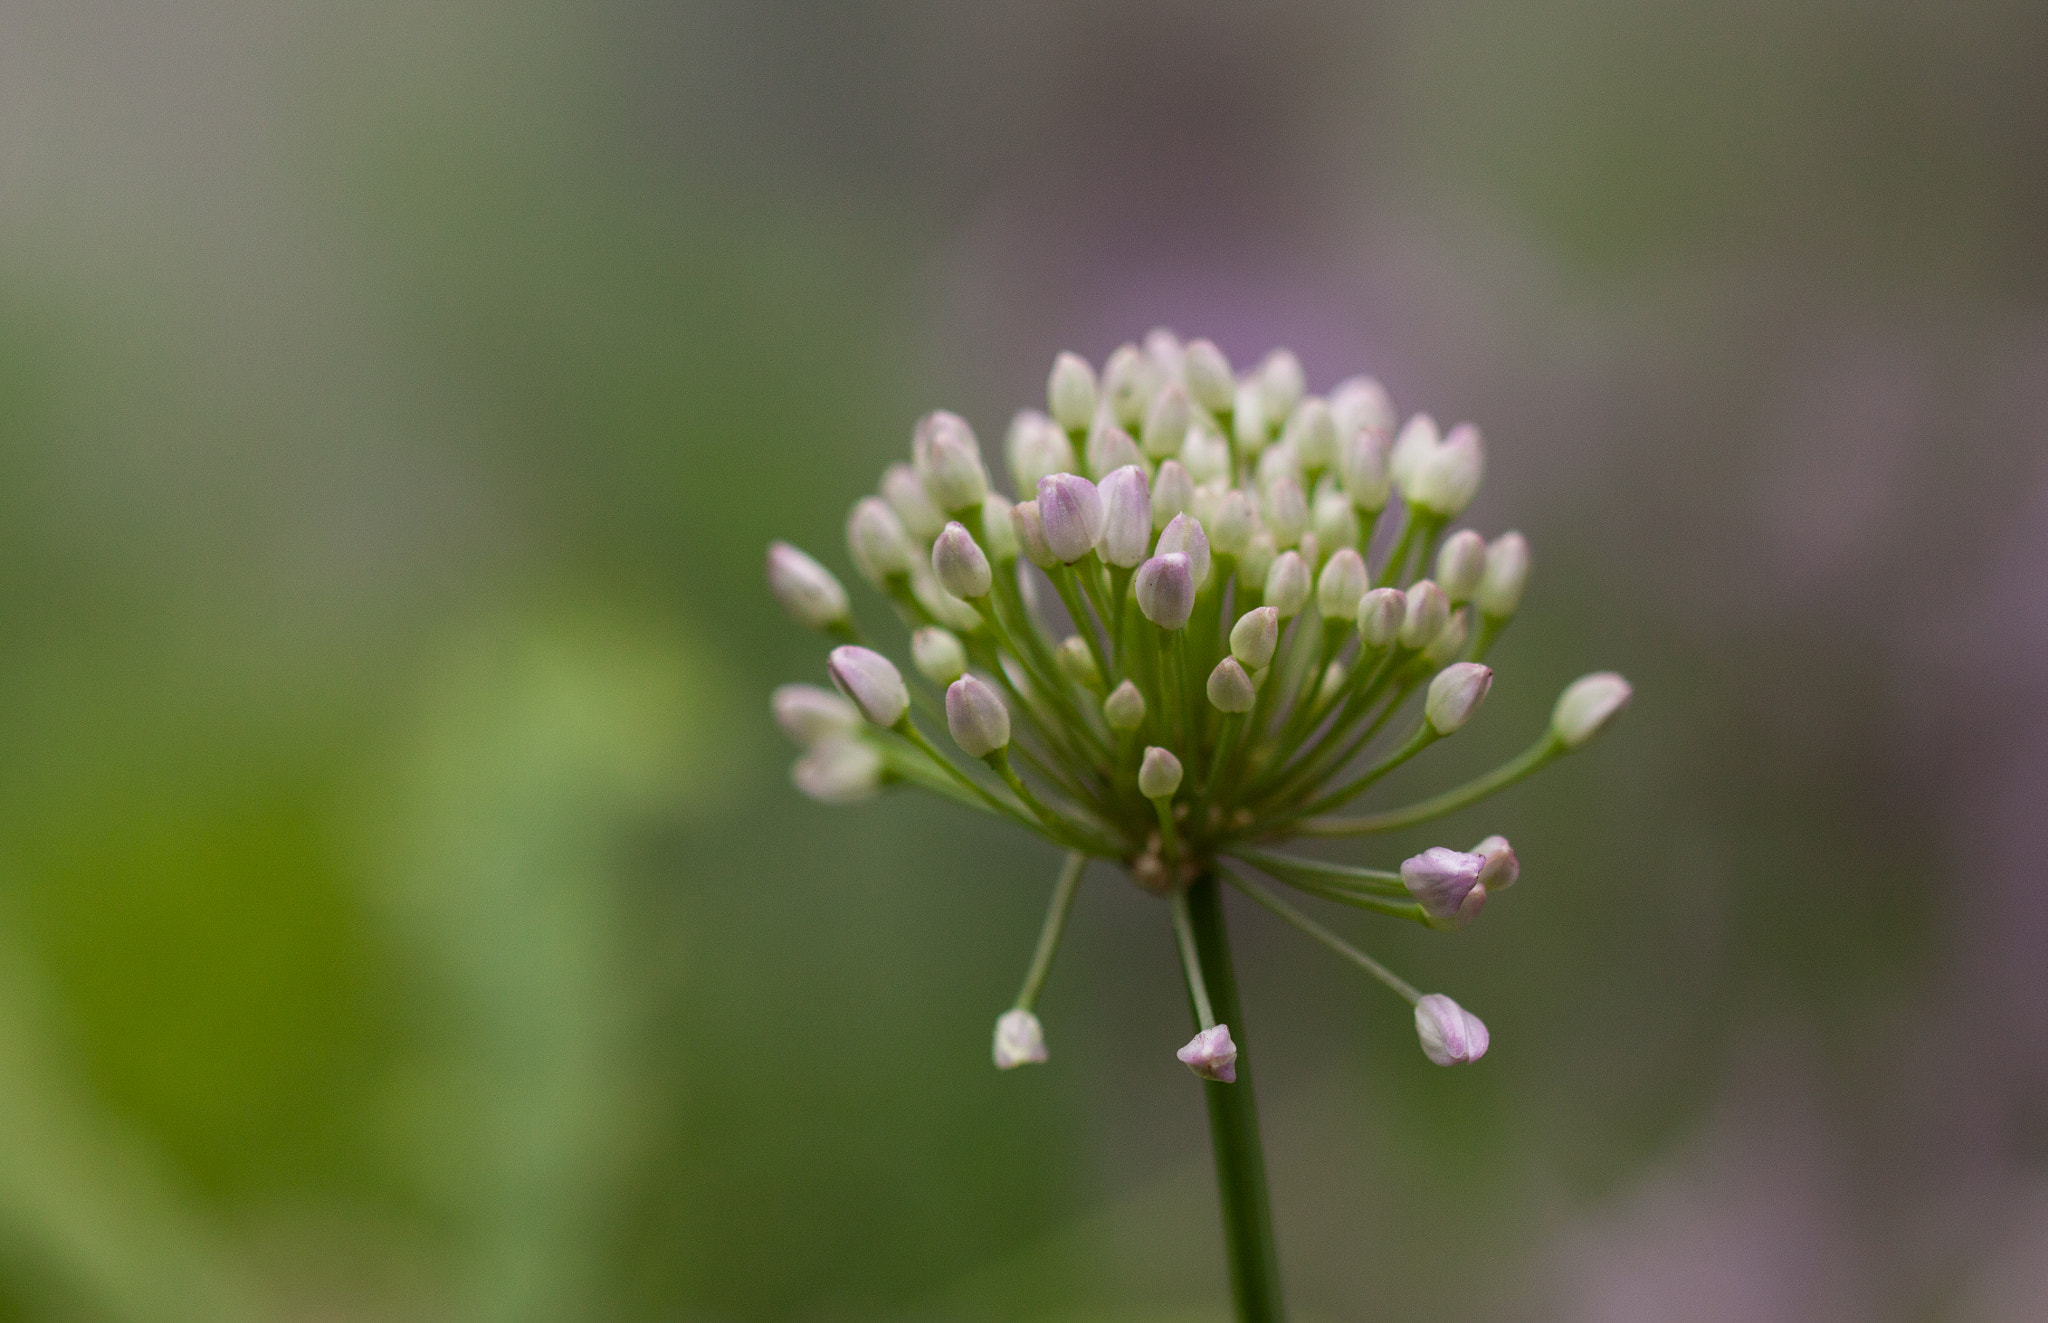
[1006,410,1076,493]
[1085,416,1146,480]
[1049,352,1099,432]
[1141,382,1193,459]
[1356,587,1406,648]
[913,410,989,512]
[1414,994,1489,1066]
[766,541,851,629]
[1389,414,1439,493]
[932,522,993,599]
[1399,580,1449,649]
[1296,530,1322,572]
[1152,459,1194,530]
[1178,427,1232,484]
[1036,473,1105,563]
[1209,489,1257,557]
[945,674,1012,758]
[772,683,862,745]
[1103,679,1147,731]
[1329,374,1395,439]
[1257,348,1305,421]
[827,646,910,727]
[1232,380,1269,455]
[1102,343,1157,427]
[1010,499,1057,568]
[1238,531,1277,590]
[1477,532,1530,619]
[1264,550,1311,618]
[1423,608,1469,665]
[1177,1024,1238,1083]
[1284,398,1340,473]
[1134,552,1196,630]
[1551,672,1632,750]
[1055,634,1101,690]
[911,627,968,685]
[1338,430,1393,511]
[1408,422,1484,516]
[793,736,883,804]
[1316,548,1371,620]
[1472,835,1519,891]
[847,496,916,583]
[1425,662,1493,734]
[1096,465,1153,567]
[882,462,946,543]
[1263,476,1309,548]
[1401,847,1488,927]
[1207,656,1257,713]
[1230,606,1280,670]
[1139,745,1184,798]
[911,566,983,632]
[1435,530,1488,603]
[1312,486,1360,550]
[980,494,1018,562]
[1256,440,1300,493]
[1318,659,1350,705]
[993,1008,1049,1069]
[1183,339,1235,411]
[1155,513,1211,589]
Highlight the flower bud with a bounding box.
[911,626,968,685]
[1048,352,1098,431]
[882,462,946,543]
[1155,513,1211,589]
[1102,342,1157,427]
[1318,659,1350,705]
[1035,473,1105,563]
[1134,552,1196,630]
[828,646,911,726]
[1256,348,1305,421]
[1315,548,1371,620]
[913,410,989,512]
[1141,382,1192,459]
[1139,745,1184,798]
[1551,672,1632,750]
[1337,429,1393,511]
[1177,1024,1238,1083]
[1295,530,1321,573]
[1312,485,1360,551]
[1103,679,1147,731]
[1232,380,1269,456]
[1399,580,1449,650]
[1096,465,1153,567]
[1423,608,1469,666]
[793,736,883,804]
[932,521,993,599]
[772,683,862,745]
[1262,476,1309,548]
[1389,414,1439,493]
[1179,427,1232,484]
[1407,423,1484,516]
[1329,374,1395,439]
[1055,634,1101,689]
[1085,415,1146,480]
[847,496,916,583]
[1283,397,1340,473]
[1256,439,1300,492]
[1010,499,1058,568]
[979,493,1018,561]
[1472,835,1519,891]
[1401,847,1488,927]
[911,565,983,631]
[1355,587,1406,648]
[1414,994,1489,1065]
[1006,409,1076,493]
[1238,532,1277,592]
[1209,489,1257,557]
[993,1008,1049,1069]
[1183,338,1235,411]
[1230,606,1280,670]
[1425,662,1493,734]
[1477,531,1530,619]
[945,674,1012,758]
[1434,530,1488,604]
[1264,550,1311,618]
[1151,459,1194,530]
[766,541,851,630]
[1207,656,1257,713]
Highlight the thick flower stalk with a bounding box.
[767,333,1630,1321]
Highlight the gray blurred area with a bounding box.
[2,2,2046,1319]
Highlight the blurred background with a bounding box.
[3,2,2046,1319]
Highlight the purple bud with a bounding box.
[827,645,911,727]
[1414,994,1489,1066]
[1177,1024,1239,1083]
[1096,465,1153,567]
[1155,512,1211,588]
[1134,552,1195,630]
[1401,847,1489,927]
[932,521,993,599]
[1035,473,1105,563]
[945,674,1011,758]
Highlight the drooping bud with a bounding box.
[1035,473,1105,563]
[1312,485,1360,550]
[1134,552,1196,630]
[1230,606,1280,670]
[882,462,946,543]
[1055,634,1102,690]
[772,683,862,745]
[1315,548,1371,620]
[1434,530,1488,604]
[1155,513,1211,589]
[1085,416,1146,480]
[847,496,916,583]
[793,736,883,804]
[911,626,968,685]
[1207,656,1257,713]
[1551,672,1633,750]
[766,541,851,630]
[932,522,993,599]
[1425,662,1493,734]
[1264,550,1311,618]
[1141,383,1193,459]
[1139,745,1184,798]
[1389,414,1439,494]
[993,1008,1049,1069]
[1010,499,1057,568]
[946,674,1012,758]
[980,493,1018,562]
[1101,343,1157,427]
[827,646,911,727]
[1472,835,1519,891]
[1103,679,1147,731]
[1096,465,1153,567]
[1179,427,1232,484]
[1401,847,1489,927]
[1183,339,1234,412]
[1329,374,1395,439]
[1006,409,1076,493]
[1356,587,1406,648]
[1399,580,1449,649]
[1283,398,1340,474]
[1209,489,1257,557]
[1407,423,1484,517]
[1263,476,1309,548]
[1151,459,1195,530]
[1177,1024,1239,1083]
[1414,994,1489,1066]
[1048,352,1098,431]
[1477,532,1530,619]
[1337,429,1393,511]
[1422,608,1469,666]
[1232,380,1269,456]
[913,410,989,512]
[1256,348,1305,421]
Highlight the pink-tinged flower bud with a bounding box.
[1134,552,1196,630]
[932,521,993,599]
[1472,835,1519,891]
[1155,512,1211,589]
[1408,423,1484,516]
[993,1008,1048,1069]
[1183,338,1235,411]
[1283,397,1340,473]
[1477,531,1530,619]
[1389,413,1439,493]
[1256,348,1305,421]
[1096,465,1153,567]
[1144,326,1185,381]
[1209,489,1257,557]
[1005,409,1076,494]
[1139,745,1184,798]
[1232,380,1269,456]
[1261,476,1309,550]
[911,566,984,632]
[1338,429,1393,511]
[1009,499,1058,568]
[1330,374,1395,439]
[1296,530,1322,572]
[792,736,883,804]
[1085,415,1146,480]
[1103,679,1147,731]
[1152,459,1195,530]
[1401,847,1488,926]
[882,462,946,543]
[847,496,915,583]
[1102,342,1158,427]
[1435,529,1488,604]
[945,674,1012,758]
[772,683,862,745]
[1356,587,1406,648]
[1256,440,1301,493]
[1318,659,1350,705]
[1414,994,1489,1065]
[980,493,1018,561]
[913,410,989,512]
[1423,607,1469,666]
[766,541,850,629]
[1179,427,1232,484]
[911,626,968,685]
[1230,606,1280,670]
[1048,352,1098,431]
[1399,580,1449,649]
[1264,550,1311,618]
[1425,662,1493,734]
[1238,531,1277,592]
[828,646,911,727]
[1055,634,1101,690]
[1316,548,1371,620]
[1142,382,1193,459]
[1035,473,1105,563]
[1312,486,1360,551]
[1207,656,1257,713]
[1177,1024,1239,1083]
[1551,672,1633,750]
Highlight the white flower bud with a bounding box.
[1005,409,1076,494]
[1207,656,1257,713]
[1407,423,1484,517]
[1434,530,1488,605]
[911,627,968,685]
[1318,659,1350,705]
[766,541,851,629]
[1144,326,1186,382]
[1151,459,1195,530]
[1209,489,1257,557]
[1329,374,1395,439]
[1256,349,1305,422]
[1262,476,1309,549]
[1055,634,1101,690]
[847,496,916,584]
[882,462,945,543]
[1085,415,1146,480]
[1183,339,1235,411]
[1230,606,1280,670]
[1096,465,1153,568]
[1102,342,1157,428]
[1178,426,1232,484]
[1283,398,1340,473]
[979,494,1018,562]
[1048,352,1098,432]
[1389,414,1439,494]
[1035,473,1105,563]
[911,566,983,632]
[932,521,993,599]
[1316,548,1371,620]
[1232,380,1269,455]
[1264,550,1311,618]
[1402,847,1488,927]
[1477,532,1530,619]
[1238,531,1277,591]
[1356,587,1406,648]
[1103,678,1148,731]
[944,674,1011,757]
[1425,662,1493,734]
[1551,672,1633,750]
[1422,607,1469,666]
[1256,440,1300,493]
[1399,580,1449,650]
[993,1007,1049,1068]
[1134,552,1196,630]
[1177,1024,1238,1083]
[1138,745,1184,798]
[1472,835,1519,891]
[1414,994,1489,1066]
[772,683,862,745]
[913,410,989,512]
[1141,382,1193,459]
[827,645,910,727]
[1155,512,1211,589]
[1009,499,1058,568]
[1338,430,1393,511]
[1312,485,1360,551]
[1296,530,1321,572]
[792,736,883,804]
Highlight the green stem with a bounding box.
[1014,852,1087,1010]
[1295,732,1562,837]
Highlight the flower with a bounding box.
[1177,1024,1239,1082]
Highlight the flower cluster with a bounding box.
[768,332,1630,1079]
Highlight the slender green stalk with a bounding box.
[1014,852,1087,1010]
[1297,733,1562,836]
[1222,868,1421,1004]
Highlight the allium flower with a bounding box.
[765,333,1631,1314]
